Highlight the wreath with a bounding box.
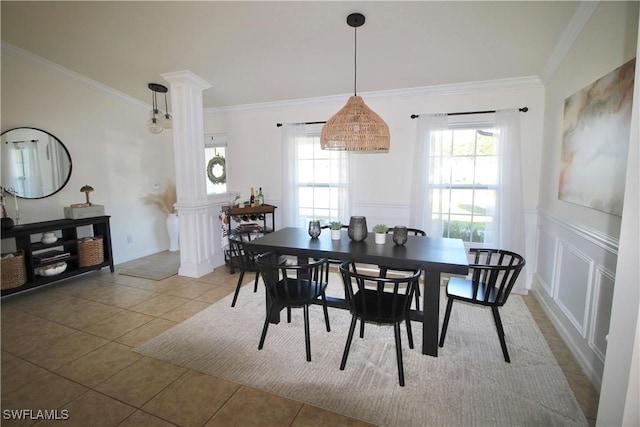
[207,155,226,185]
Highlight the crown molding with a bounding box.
[204,76,543,116]
[539,1,599,84]
[1,41,148,109]
[2,40,543,116]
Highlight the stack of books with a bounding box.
[33,250,71,264]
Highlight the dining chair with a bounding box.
[339,260,421,386]
[227,233,261,307]
[256,252,331,362]
[439,248,525,362]
[381,227,427,310]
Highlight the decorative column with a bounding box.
[161,70,214,277]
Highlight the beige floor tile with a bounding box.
[1,372,88,417]
[160,300,211,322]
[22,331,109,371]
[40,299,123,330]
[55,341,142,387]
[118,410,178,427]
[1,315,77,357]
[95,357,186,407]
[83,309,155,340]
[37,390,136,427]
[115,318,177,347]
[564,370,600,420]
[1,357,49,394]
[128,294,191,317]
[205,386,302,427]
[292,404,376,427]
[143,370,240,427]
[81,285,158,308]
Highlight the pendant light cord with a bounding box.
[353,26,358,96]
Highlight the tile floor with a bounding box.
[1,252,599,427]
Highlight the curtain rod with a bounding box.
[410,107,528,119]
[276,121,326,128]
[277,107,528,126]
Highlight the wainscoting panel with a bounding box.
[589,266,615,362]
[532,211,619,391]
[536,227,558,296]
[554,241,593,337]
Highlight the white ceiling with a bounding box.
[1,1,580,109]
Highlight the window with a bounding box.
[205,134,227,195]
[431,124,497,244]
[296,133,349,224]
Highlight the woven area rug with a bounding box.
[135,281,587,426]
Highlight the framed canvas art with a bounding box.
[558,58,635,216]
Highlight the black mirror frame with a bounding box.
[1,127,73,199]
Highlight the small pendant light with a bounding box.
[320,13,390,152]
[147,83,170,134]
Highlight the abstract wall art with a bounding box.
[558,58,635,216]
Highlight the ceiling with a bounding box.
[1,1,580,109]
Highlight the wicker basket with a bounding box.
[1,251,27,290]
[78,236,104,267]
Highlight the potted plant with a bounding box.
[329,221,342,240]
[373,224,389,244]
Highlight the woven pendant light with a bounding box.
[321,13,390,152]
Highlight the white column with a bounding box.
[161,70,214,278]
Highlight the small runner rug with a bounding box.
[135,284,587,426]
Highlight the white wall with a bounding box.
[532,1,639,394]
[1,47,176,264]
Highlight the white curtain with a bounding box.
[281,123,351,228]
[487,109,526,292]
[333,148,351,224]
[281,123,306,227]
[409,113,449,236]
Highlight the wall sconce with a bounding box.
[147,83,172,134]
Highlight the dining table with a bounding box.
[243,226,469,357]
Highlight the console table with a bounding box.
[1,216,114,296]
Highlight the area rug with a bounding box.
[117,252,180,281]
[135,281,587,426]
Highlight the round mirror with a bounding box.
[1,127,72,199]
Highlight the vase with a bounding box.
[41,232,57,244]
[392,226,408,246]
[166,213,180,251]
[308,220,321,238]
[331,229,341,240]
[348,216,368,242]
[375,232,386,244]
[1,217,14,230]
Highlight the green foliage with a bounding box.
[373,224,389,233]
[442,220,486,243]
[329,221,342,230]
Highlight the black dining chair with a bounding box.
[227,233,262,307]
[256,252,331,362]
[339,261,421,386]
[439,248,525,362]
[380,227,427,311]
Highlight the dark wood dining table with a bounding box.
[243,227,469,357]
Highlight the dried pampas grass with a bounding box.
[143,181,177,214]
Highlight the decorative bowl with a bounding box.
[35,262,67,276]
